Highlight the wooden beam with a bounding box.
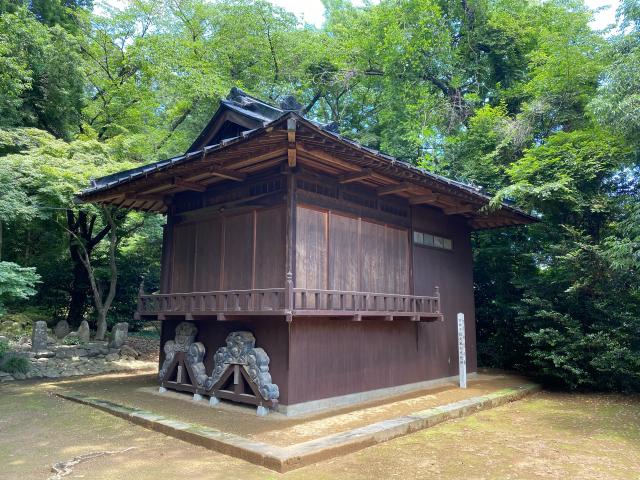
[124,193,167,203]
[208,166,246,182]
[377,182,415,196]
[297,143,361,171]
[338,168,374,184]
[409,194,440,206]
[287,117,297,168]
[443,204,476,215]
[172,177,206,192]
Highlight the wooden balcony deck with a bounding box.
[136,286,441,322]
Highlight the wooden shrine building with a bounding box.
[78,88,535,415]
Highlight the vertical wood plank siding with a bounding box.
[254,207,286,288]
[171,223,197,292]
[296,206,411,296]
[411,205,477,378]
[283,204,476,405]
[168,207,286,293]
[222,213,253,289]
[193,218,222,291]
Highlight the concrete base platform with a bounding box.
[277,373,476,416]
[57,382,540,472]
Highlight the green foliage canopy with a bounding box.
[0,0,638,390]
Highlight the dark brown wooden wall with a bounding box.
[295,205,410,294]
[287,318,451,404]
[411,204,477,379]
[285,205,477,405]
[167,206,286,293]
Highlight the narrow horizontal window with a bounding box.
[413,230,453,251]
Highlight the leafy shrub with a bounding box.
[62,335,80,345]
[1,355,30,375]
[0,262,40,315]
[1,307,50,325]
[0,307,51,339]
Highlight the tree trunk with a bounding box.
[67,242,91,328]
[65,209,112,330]
[95,309,108,341]
[67,280,89,329]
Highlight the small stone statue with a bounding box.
[108,322,129,348]
[77,320,91,343]
[31,321,49,352]
[54,320,70,339]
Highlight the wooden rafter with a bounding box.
[124,193,167,203]
[297,143,361,171]
[409,194,439,205]
[443,204,476,215]
[208,166,246,182]
[338,168,374,184]
[173,177,206,192]
[377,182,415,196]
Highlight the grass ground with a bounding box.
[1,375,639,480]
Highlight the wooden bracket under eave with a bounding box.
[338,168,374,184]
[208,166,246,182]
[377,181,415,196]
[124,193,172,204]
[172,177,207,192]
[443,203,477,215]
[287,117,297,168]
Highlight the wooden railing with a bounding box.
[292,288,440,317]
[138,288,287,317]
[137,285,441,320]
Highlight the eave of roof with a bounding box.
[78,109,538,228]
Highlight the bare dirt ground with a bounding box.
[1,374,639,480]
[50,372,532,445]
[125,333,160,362]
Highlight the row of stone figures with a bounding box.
[158,322,279,416]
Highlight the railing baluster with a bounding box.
[142,288,440,319]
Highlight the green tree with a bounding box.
[0,8,85,138]
[0,262,40,316]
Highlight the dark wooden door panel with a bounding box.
[254,207,286,288]
[223,213,254,289]
[194,218,222,291]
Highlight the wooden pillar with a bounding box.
[160,212,175,294]
[284,166,297,321]
[409,205,415,295]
